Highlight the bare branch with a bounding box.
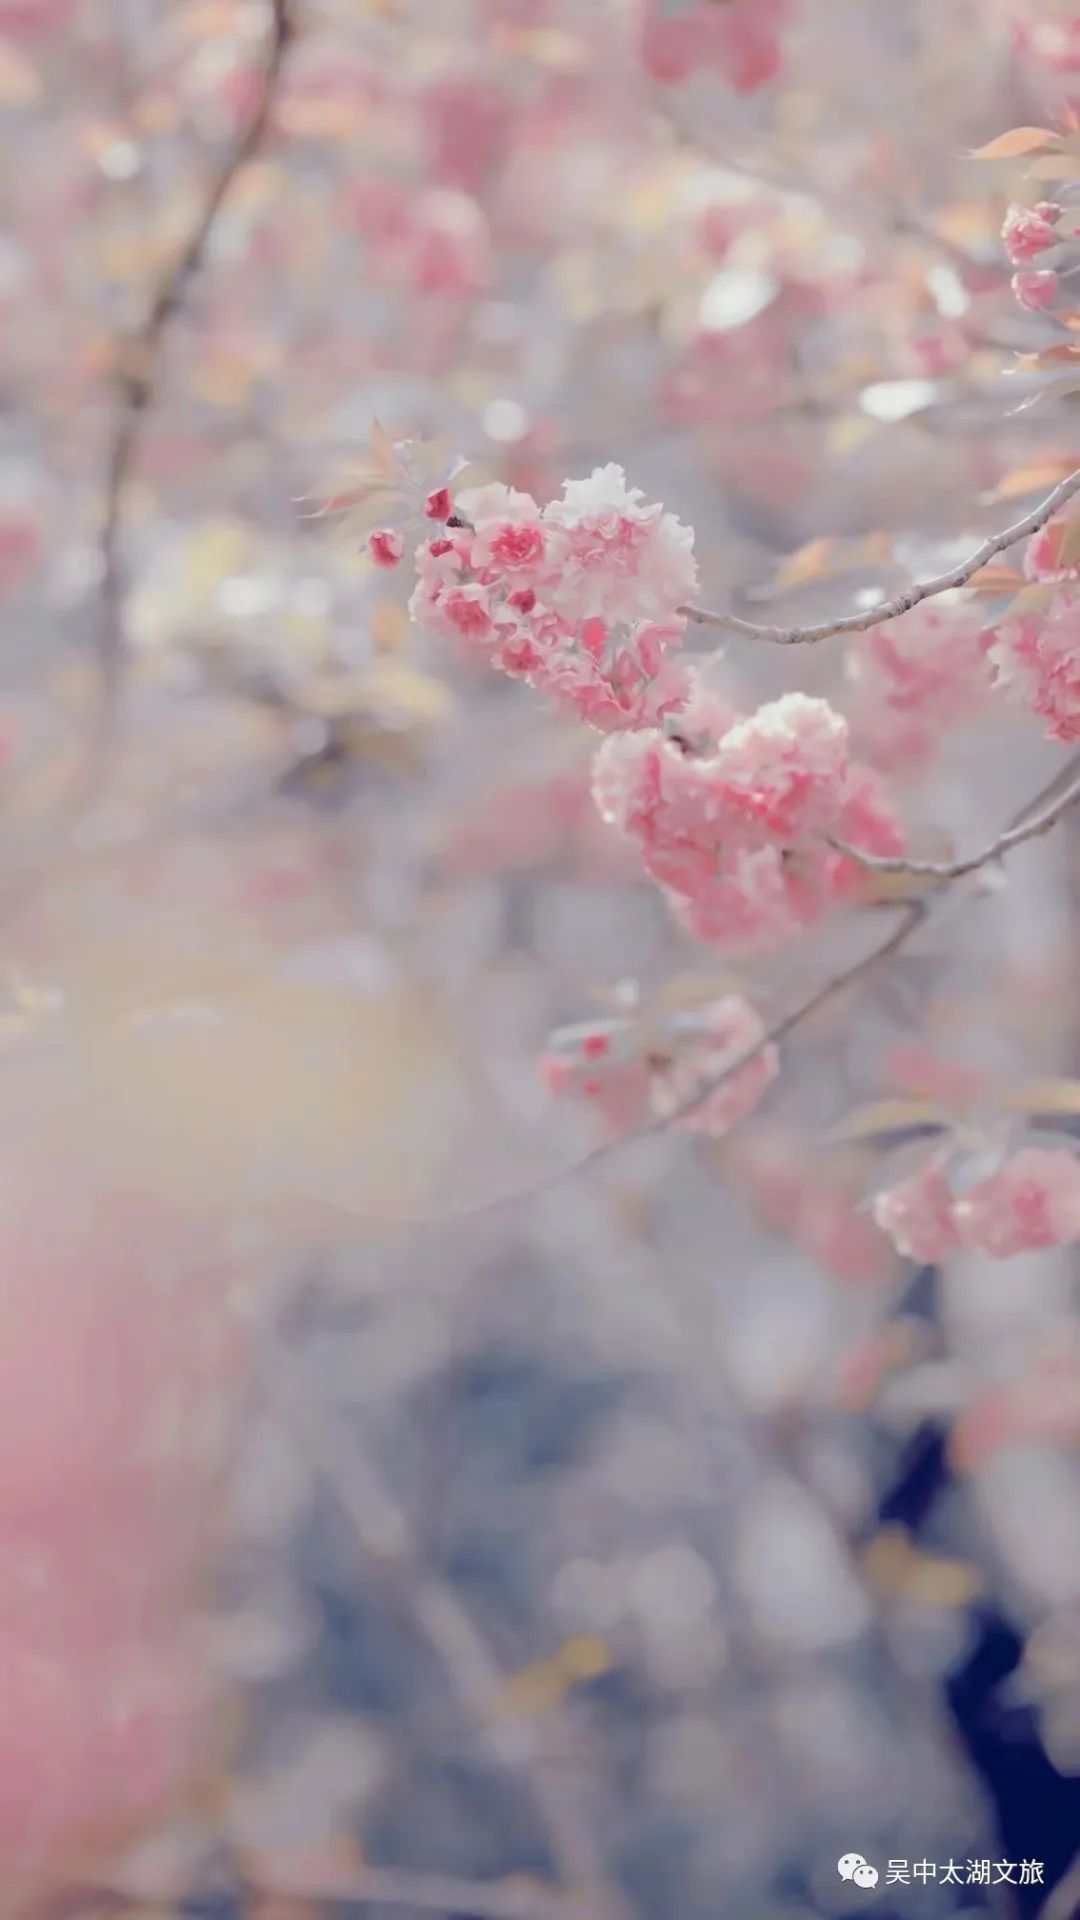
[642,749,1080,1136]
[96,0,294,723]
[326,746,1080,1235]
[830,755,1080,881]
[648,898,928,1133]
[0,4,294,920]
[681,466,1080,647]
[304,898,928,1237]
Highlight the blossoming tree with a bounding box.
[3,0,1080,1910]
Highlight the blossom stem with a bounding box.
[830,755,1080,881]
[650,752,1080,1136]
[680,466,1080,647]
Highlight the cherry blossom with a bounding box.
[348,181,491,299]
[650,995,779,1135]
[368,528,405,568]
[591,687,903,952]
[953,1148,1080,1257]
[408,468,698,732]
[539,1032,653,1134]
[9,0,1080,1890]
[1023,517,1080,584]
[845,603,990,773]
[1001,203,1060,264]
[1011,268,1060,312]
[540,995,778,1139]
[1009,7,1080,80]
[875,1147,1080,1261]
[984,591,1080,742]
[640,0,793,93]
[873,1155,962,1264]
[539,466,698,628]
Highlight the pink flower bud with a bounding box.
[1001,201,1059,264]
[1011,268,1059,312]
[425,487,452,520]
[368,528,405,568]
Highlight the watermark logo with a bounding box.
[838,1855,879,1889]
[839,1855,1045,1891]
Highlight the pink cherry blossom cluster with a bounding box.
[1002,202,1061,265]
[874,1146,1080,1262]
[1024,515,1080,585]
[981,516,1080,740]
[845,602,989,775]
[984,588,1080,742]
[1012,267,1060,313]
[1008,6,1080,84]
[402,466,904,951]
[591,685,904,952]
[1001,199,1078,312]
[539,994,778,1139]
[346,179,492,300]
[640,0,793,93]
[406,465,698,731]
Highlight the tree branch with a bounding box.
[96,0,294,720]
[640,749,1080,1137]
[830,755,1080,881]
[305,898,927,1236]
[680,466,1080,647]
[0,1,294,921]
[332,747,1080,1234]
[646,898,928,1133]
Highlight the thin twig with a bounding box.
[681,466,1080,646]
[299,899,928,1236]
[96,0,294,723]
[831,756,1080,881]
[0,1,294,925]
[653,899,928,1130]
[643,747,1080,1134]
[320,747,1080,1233]
[617,749,1080,1139]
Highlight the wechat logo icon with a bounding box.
[839,1854,879,1889]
